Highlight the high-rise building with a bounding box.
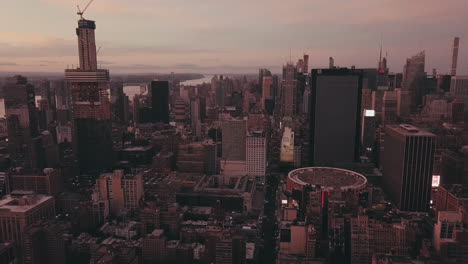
[281,64,297,117]
[396,89,412,117]
[258,68,272,94]
[151,81,170,124]
[303,54,309,74]
[371,90,384,123]
[361,109,376,154]
[382,124,435,212]
[92,170,143,216]
[203,139,218,176]
[381,91,398,125]
[221,119,247,177]
[4,76,41,170]
[190,97,201,138]
[216,75,226,107]
[262,76,273,110]
[0,194,55,245]
[65,18,113,172]
[246,131,267,178]
[222,119,246,161]
[309,68,363,166]
[22,220,66,264]
[451,37,460,76]
[450,76,468,110]
[402,51,426,110]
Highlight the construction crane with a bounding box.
[77,0,95,20]
[97,46,102,55]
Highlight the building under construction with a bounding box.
[65,13,113,172]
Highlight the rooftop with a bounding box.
[387,124,435,137]
[288,167,367,191]
[0,194,53,213]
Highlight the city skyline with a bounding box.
[0,0,468,74]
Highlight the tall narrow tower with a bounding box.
[450,37,460,76]
[77,19,98,71]
[65,13,113,173]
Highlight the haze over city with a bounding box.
[2,1,468,264]
[1,0,468,73]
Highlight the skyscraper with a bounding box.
[262,76,273,110]
[450,37,460,76]
[216,75,225,107]
[381,91,398,125]
[281,63,297,117]
[151,81,170,124]
[382,124,435,212]
[258,68,272,94]
[309,68,363,166]
[65,18,113,172]
[361,109,376,154]
[450,76,468,110]
[246,131,267,178]
[4,76,41,170]
[222,119,246,161]
[402,51,425,111]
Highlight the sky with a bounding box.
[0,0,468,74]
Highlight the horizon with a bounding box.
[1,0,468,74]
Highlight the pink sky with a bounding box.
[1,0,467,74]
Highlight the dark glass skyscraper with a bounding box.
[150,81,169,124]
[309,68,363,166]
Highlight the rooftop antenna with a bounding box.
[77,0,95,20]
[378,33,383,69]
[289,48,292,63]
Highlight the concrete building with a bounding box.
[0,194,55,245]
[142,229,167,263]
[381,91,397,126]
[4,75,41,170]
[246,131,267,178]
[382,124,436,212]
[22,220,66,264]
[434,211,463,253]
[222,119,247,176]
[396,89,412,117]
[451,76,468,110]
[351,215,415,264]
[6,168,62,196]
[92,170,143,216]
[361,109,376,154]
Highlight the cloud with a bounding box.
[0,62,17,66]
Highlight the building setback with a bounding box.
[65,18,112,172]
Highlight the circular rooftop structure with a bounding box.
[287,167,367,192]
